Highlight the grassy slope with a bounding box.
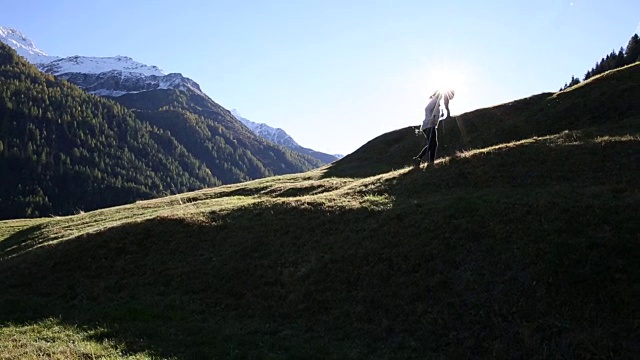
[0,64,638,359]
[330,62,640,178]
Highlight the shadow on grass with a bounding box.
[0,203,392,359]
[0,176,638,359]
[0,223,47,260]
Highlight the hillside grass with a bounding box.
[0,122,637,359]
[0,64,638,359]
[329,62,640,178]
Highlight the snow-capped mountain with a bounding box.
[231,109,301,149]
[1,25,338,164]
[0,26,58,64]
[39,55,164,76]
[55,70,204,97]
[0,26,202,96]
[231,109,338,164]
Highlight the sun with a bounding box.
[427,65,467,97]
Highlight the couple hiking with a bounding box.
[413,90,455,167]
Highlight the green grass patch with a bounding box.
[0,64,638,359]
[0,318,154,359]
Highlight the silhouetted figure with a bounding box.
[413,90,454,166]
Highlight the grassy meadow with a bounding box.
[0,64,638,359]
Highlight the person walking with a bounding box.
[413,90,453,167]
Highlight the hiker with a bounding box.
[413,90,454,166]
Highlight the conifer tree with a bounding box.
[625,34,640,64]
[615,47,626,68]
[576,34,640,84]
[568,75,580,87]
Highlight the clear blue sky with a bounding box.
[2,0,639,155]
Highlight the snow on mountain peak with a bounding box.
[0,26,43,54]
[39,55,165,76]
[0,26,58,64]
[230,109,302,149]
[231,109,339,163]
[0,25,164,77]
[1,26,337,164]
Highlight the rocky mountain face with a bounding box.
[56,71,204,97]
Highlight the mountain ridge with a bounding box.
[0,26,58,64]
[0,25,337,163]
[40,55,165,76]
[0,26,208,98]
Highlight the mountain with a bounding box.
[0,26,337,163]
[37,55,206,97]
[0,26,58,64]
[231,109,302,148]
[0,26,204,97]
[0,63,637,358]
[54,70,204,97]
[0,42,320,219]
[231,109,339,164]
[0,42,215,218]
[39,55,164,76]
[113,88,324,184]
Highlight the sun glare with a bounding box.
[428,65,467,96]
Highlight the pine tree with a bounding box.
[624,34,640,65]
[560,75,581,91]
[584,69,592,81]
[579,36,639,84]
[615,47,626,68]
[568,75,580,87]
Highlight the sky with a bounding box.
[2,0,639,155]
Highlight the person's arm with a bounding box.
[420,105,430,131]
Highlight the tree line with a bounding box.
[561,34,640,90]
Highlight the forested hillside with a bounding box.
[0,43,320,219]
[0,42,218,218]
[115,89,323,184]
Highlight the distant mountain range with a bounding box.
[231,109,341,163]
[0,28,330,219]
[0,26,338,163]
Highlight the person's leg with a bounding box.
[415,129,430,160]
[427,126,438,163]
